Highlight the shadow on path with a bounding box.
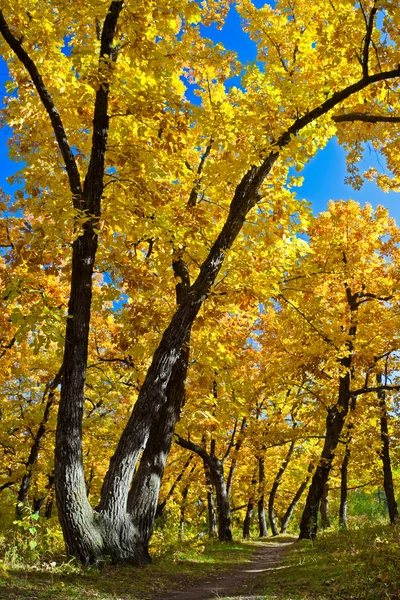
[152,541,293,600]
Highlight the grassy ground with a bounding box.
[230,524,400,600]
[0,539,254,600]
[1,525,399,599]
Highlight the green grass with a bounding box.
[0,539,254,600]
[1,525,400,599]
[245,524,400,600]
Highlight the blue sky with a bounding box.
[0,2,399,221]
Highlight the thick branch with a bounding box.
[82,1,124,215]
[333,112,400,124]
[362,3,378,79]
[0,11,82,205]
[175,435,211,467]
[278,65,400,147]
[352,384,400,396]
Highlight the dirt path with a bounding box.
[152,542,292,600]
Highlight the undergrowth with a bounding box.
[257,523,400,600]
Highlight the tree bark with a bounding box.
[320,483,331,529]
[176,436,232,541]
[243,496,255,540]
[268,441,295,536]
[179,483,190,540]
[280,461,314,534]
[204,463,217,537]
[243,471,257,539]
[258,457,268,537]
[156,454,194,519]
[16,369,62,517]
[377,373,399,524]
[4,1,400,564]
[339,396,356,530]
[299,279,358,540]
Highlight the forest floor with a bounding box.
[152,538,292,600]
[0,525,400,600]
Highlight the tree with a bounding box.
[2,0,400,563]
[274,201,400,538]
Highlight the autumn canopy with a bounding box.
[0,0,400,565]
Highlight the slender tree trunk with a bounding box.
[280,461,314,534]
[226,418,247,498]
[258,457,268,537]
[339,451,349,529]
[213,462,232,542]
[377,373,399,524]
[269,441,295,536]
[179,484,190,541]
[176,437,232,541]
[339,396,356,530]
[243,471,257,539]
[243,496,255,539]
[320,483,331,529]
[156,454,194,519]
[204,463,217,537]
[45,498,53,519]
[31,475,55,517]
[299,296,357,540]
[16,369,62,517]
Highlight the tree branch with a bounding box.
[333,112,400,124]
[0,11,82,206]
[82,1,124,215]
[352,384,400,397]
[362,2,378,79]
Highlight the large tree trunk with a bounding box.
[377,374,399,524]
[258,457,268,537]
[268,441,295,536]
[126,340,189,558]
[280,461,314,534]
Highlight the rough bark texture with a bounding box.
[53,1,125,563]
[377,374,399,524]
[268,441,295,536]
[126,260,191,561]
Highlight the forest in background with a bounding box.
[0,0,400,579]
